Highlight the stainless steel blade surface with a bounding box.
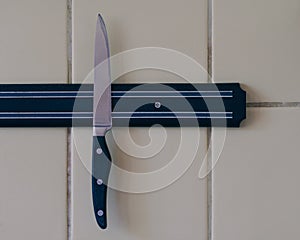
[93,14,112,136]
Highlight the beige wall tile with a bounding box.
[72,128,207,240]
[0,1,68,239]
[0,129,67,239]
[0,0,67,83]
[72,0,208,239]
[213,0,300,102]
[73,0,208,84]
[212,108,300,240]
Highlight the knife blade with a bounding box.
[92,13,112,229]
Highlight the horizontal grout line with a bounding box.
[247,102,300,108]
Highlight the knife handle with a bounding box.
[92,135,111,229]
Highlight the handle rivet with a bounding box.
[154,101,161,109]
[97,179,103,185]
[97,210,104,217]
[96,148,103,155]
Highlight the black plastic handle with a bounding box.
[92,135,112,229]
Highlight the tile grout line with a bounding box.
[66,0,72,240]
[67,0,72,84]
[247,102,300,108]
[207,0,213,240]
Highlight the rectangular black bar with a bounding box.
[0,83,246,127]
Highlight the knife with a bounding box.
[92,14,112,229]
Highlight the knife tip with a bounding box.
[97,13,103,19]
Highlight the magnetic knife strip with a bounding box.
[0,83,246,127]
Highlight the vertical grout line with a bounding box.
[66,0,72,240]
[207,0,213,240]
[67,0,73,85]
[207,0,213,84]
[67,127,72,240]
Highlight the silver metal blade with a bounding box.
[93,14,112,136]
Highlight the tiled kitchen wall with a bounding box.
[0,1,68,240]
[211,1,300,240]
[212,108,300,240]
[72,0,208,239]
[1,1,299,240]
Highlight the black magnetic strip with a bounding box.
[0,83,246,127]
